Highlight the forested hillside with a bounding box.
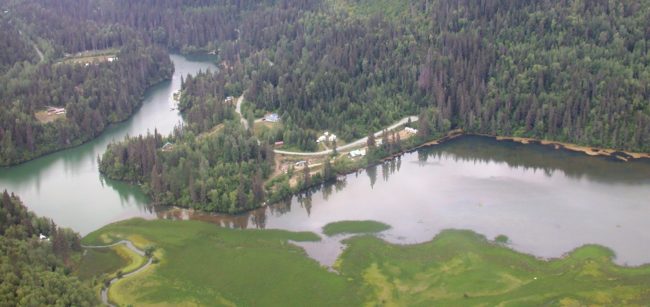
[0,44,173,165]
[0,191,97,306]
[5,0,646,165]
[0,1,174,166]
[239,0,650,151]
[0,18,37,73]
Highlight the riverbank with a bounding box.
[0,75,173,168]
[80,218,650,306]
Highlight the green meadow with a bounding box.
[81,219,650,306]
[322,220,391,236]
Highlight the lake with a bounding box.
[0,54,218,234]
[158,136,650,266]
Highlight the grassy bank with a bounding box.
[322,220,391,236]
[82,219,359,306]
[81,219,650,306]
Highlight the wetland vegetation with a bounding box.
[82,218,650,306]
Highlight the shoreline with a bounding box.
[488,135,650,162]
[0,76,173,169]
[151,129,650,219]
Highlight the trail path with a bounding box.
[82,240,151,307]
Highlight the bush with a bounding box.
[495,235,509,244]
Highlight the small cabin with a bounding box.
[47,106,66,115]
[349,149,366,158]
[274,141,284,147]
[328,134,337,142]
[162,142,174,152]
[295,161,307,167]
[224,96,234,104]
[264,113,280,123]
[405,127,418,134]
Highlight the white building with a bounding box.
[349,149,366,158]
[328,134,337,142]
[405,127,418,134]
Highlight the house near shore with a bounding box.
[317,131,337,143]
[264,113,280,123]
[162,142,174,152]
[349,149,366,158]
[295,160,307,167]
[405,127,418,134]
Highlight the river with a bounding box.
[0,54,218,235]
[158,136,650,266]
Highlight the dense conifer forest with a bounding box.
[0,191,97,306]
[238,0,650,151]
[0,2,174,166]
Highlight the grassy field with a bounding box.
[81,219,650,306]
[34,110,65,123]
[82,219,361,307]
[322,220,391,236]
[59,48,119,65]
[76,248,127,281]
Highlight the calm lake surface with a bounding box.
[1,54,649,267]
[0,54,217,234]
[159,136,650,266]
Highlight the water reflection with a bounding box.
[424,136,650,184]
[0,54,218,235]
[157,135,650,266]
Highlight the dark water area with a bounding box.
[0,54,218,235]
[159,136,650,266]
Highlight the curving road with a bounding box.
[273,116,419,156]
[83,241,152,307]
[233,95,419,156]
